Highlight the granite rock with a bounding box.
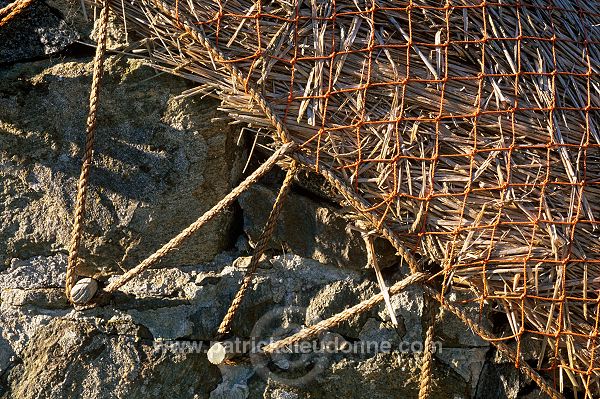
[0,253,485,398]
[0,56,244,276]
[239,183,398,271]
[0,0,78,64]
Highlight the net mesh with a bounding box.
[110,0,600,393]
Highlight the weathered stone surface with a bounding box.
[358,318,404,349]
[45,0,91,38]
[386,281,425,343]
[0,56,243,276]
[239,183,398,271]
[0,0,79,64]
[474,361,521,399]
[309,352,469,398]
[0,254,66,289]
[1,287,68,309]
[4,318,221,399]
[305,279,378,339]
[0,335,14,391]
[210,365,253,399]
[186,254,367,339]
[433,292,490,348]
[0,0,131,65]
[437,348,488,397]
[0,253,485,398]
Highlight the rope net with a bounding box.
[106,0,600,394]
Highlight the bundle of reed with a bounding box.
[103,0,600,394]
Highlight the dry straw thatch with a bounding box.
[104,0,599,395]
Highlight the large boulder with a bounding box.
[0,56,244,276]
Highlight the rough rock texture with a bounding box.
[0,0,79,64]
[0,0,128,64]
[239,183,398,271]
[0,56,243,276]
[0,253,548,399]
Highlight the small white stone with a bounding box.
[208,342,227,365]
[70,278,98,304]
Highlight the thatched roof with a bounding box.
[105,0,600,394]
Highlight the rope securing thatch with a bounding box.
[104,141,296,293]
[54,0,600,395]
[65,0,110,302]
[261,272,431,353]
[218,163,298,334]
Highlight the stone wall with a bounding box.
[0,54,244,275]
[0,254,546,399]
[0,2,548,398]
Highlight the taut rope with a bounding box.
[65,0,110,301]
[218,163,298,334]
[105,142,296,293]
